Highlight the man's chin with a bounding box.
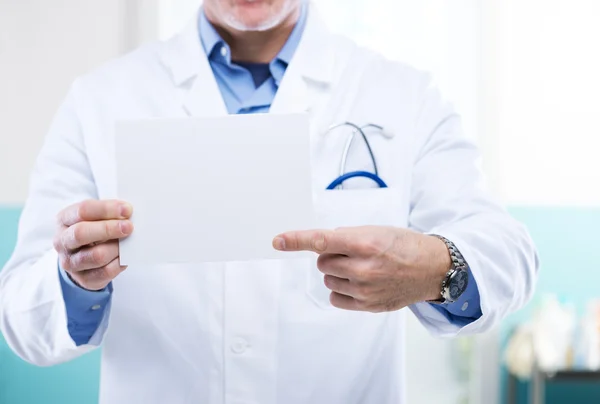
[227,15,282,32]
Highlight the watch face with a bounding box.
[449,268,469,301]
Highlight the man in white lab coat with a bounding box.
[0,0,538,403]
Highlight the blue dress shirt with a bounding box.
[59,270,112,345]
[60,4,481,346]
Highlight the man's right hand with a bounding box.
[54,200,134,291]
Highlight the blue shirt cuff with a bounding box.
[430,269,482,325]
[58,265,113,346]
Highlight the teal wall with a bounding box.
[504,207,600,327]
[0,208,100,404]
[0,208,21,276]
[1,206,600,404]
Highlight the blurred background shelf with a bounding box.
[542,370,600,382]
[507,369,600,404]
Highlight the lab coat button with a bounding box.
[231,338,248,354]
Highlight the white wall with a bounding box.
[0,0,156,205]
[482,0,600,206]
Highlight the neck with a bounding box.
[204,8,301,64]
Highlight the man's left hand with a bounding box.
[273,226,451,312]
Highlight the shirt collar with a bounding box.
[198,10,229,63]
[198,2,308,75]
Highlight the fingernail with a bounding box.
[120,203,132,218]
[273,237,286,250]
[120,221,132,234]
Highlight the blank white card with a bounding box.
[116,113,315,265]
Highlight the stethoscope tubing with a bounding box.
[326,171,388,190]
[325,122,388,189]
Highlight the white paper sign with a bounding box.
[116,113,315,265]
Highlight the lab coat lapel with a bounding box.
[270,6,355,191]
[182,56,228,117]
[269,70,309,114]
[159,17,228,117]
[270,5,335,115]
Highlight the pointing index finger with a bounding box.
[273,229,349,255]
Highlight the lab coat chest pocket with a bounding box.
[307,188,407,309]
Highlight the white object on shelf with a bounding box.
[504,323,535,379]
[531,296,576,373]
[574,300,600,371]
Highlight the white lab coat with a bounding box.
[0,6,538,404]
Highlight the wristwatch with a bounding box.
[429,235,470,304]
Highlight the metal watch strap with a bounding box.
[429,234,467,304]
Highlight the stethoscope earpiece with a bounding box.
[380,128,395,139]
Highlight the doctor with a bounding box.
[0,0,538,403]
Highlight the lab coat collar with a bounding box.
[286,2,335,85]
[159,16,205,87]
[159,1,335,88]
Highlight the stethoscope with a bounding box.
[324,122,394,190]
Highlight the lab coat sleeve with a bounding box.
[407,74,539,337]
[0,80,110,366]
